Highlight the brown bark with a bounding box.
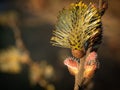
[74,48,92,90]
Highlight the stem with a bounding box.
[9,20,29,53]
[8,17,33,65]
[98,0,108,16]
[99,0,103,11]
[74,48,92,90]
[74,57,85,90]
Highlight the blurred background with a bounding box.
[0,0,120,90]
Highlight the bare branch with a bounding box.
[7,15,33,65]
[98,0,108,16]
[74,47,92,90]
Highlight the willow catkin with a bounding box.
[51,1,102,53]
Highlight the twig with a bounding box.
[74,48,92,90]
[74,57,85,90]
[8,16,33,65]
[98,0,108,16]
[98,0,103,10]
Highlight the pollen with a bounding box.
[51,1,102,51]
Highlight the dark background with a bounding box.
[0,0,120,90]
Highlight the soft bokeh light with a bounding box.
[0,47,22,73]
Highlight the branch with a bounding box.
[74,48,92,90]
[8,16,33,65]
[98,0,108,16]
